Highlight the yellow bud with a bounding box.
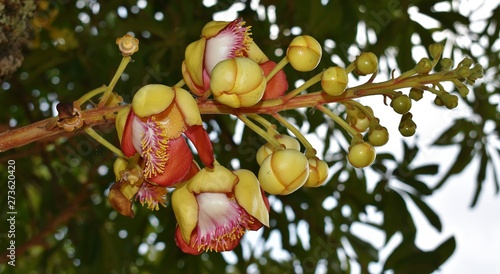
[256,135,301,165]
[321,66,348,96]
[286,35,322,72]
[210,58,266,108]
[355,52,378,75]
[303,157,329,187]
[258,149,309,195]
[132,84,175,118]
[348,141,376,168]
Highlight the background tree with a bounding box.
[0,0,498,273]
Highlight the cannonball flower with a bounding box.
[119,84,214,187]
[172,163,269,254]
[258,149,310,195]
[210,57,266,108]
[182,18,287,98]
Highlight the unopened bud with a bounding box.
[428,43,444,59]
[409,88,424,101]
[415,58,432,74]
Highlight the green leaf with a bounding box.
[345,231,379,269]
[406,192,442,232]
[433,137,476,190]
[384,236,456,274]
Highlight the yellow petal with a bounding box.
[187,164,237,194]
[172,183,199,244]
[233,169,269,227]
[247,41,269,64]
[174,87,202,126]
[183,39,207,89]
[201,21,230,38]
[132,84,175,118]
[115,106,130,144]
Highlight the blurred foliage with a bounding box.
[0,0,499,273]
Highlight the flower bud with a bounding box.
[390,93,412,114]
[348,112,370,132]
[258,149,309,195]
[286,35,322,72]
[440,93,458,109]
[347,141,376,168]
[303,157,329,187]
[256,135,301,165]
[368,125,389,146]
[415,58,432,74]
[456,83,469,97]
[399,113,417,137]
[440,58,453,71]
[433,95,444,106]
[409,88,424,101]
[355,52,378,75]
[210,58,266,108]
[428,43,444,59]
[321,66,348,96]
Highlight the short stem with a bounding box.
[75,85,107,107]
[345,61,356,74]
[283,71,323,101]
[84,127,126,158]
[265,56,289,82]
[174,79,185,88]
[237,113,281,148]
[271,112,314,151]
[317,104,360,138]
[397,69,417,80]
[247,113,279,135]
[98,56,131,108]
